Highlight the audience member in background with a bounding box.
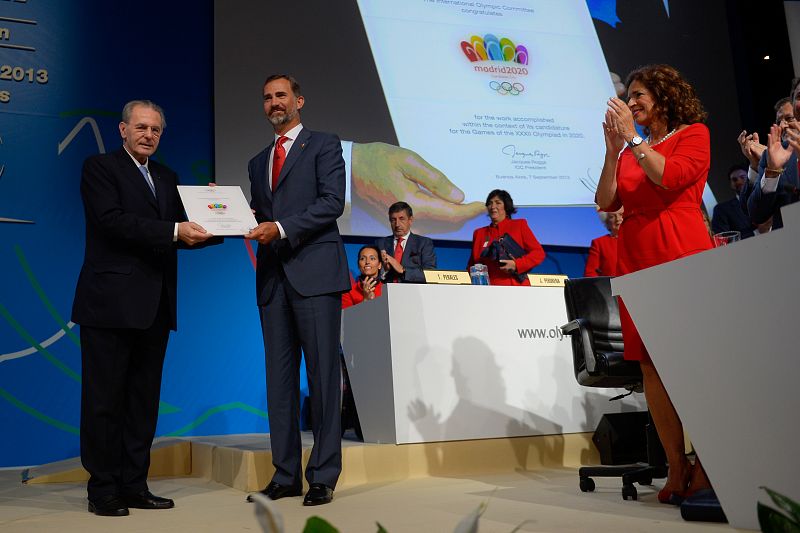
[468,189,545,286]
[737,97,792,216]
[342,245,383,308]
[584,209,622,277]
[595,64,713,504]
[711,164,754,239]
[375,202,436,283]
[748,78,800,230]
[737,97,789,183]
[339,244,383,441]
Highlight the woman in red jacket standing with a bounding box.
[468,189,545,286]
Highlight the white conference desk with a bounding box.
[341,283,644,445]
[612,201,800,530]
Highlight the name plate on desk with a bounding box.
[423,270,471,285]
[527,274,567,287]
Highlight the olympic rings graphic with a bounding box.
[489,80,525,96]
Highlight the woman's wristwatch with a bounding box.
[629,136,646,160]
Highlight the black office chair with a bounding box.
[561,276,667,500]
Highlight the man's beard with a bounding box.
[268,107,296,126]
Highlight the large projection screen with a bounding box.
[214,0,743,245]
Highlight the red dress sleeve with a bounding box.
[341,281,363,309]
[512,220,546,274]
[661,124,711,190]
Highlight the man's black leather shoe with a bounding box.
[303,483,333,506]
[88,495,130,516]
[122,490,175,509]
[246,481,303,502]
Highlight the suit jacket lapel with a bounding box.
[151,165,169,218]
[275,129,311,191]
[260,140,275,201]
[117,149,159,211]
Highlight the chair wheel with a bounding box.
[579,477,595,492]
[622,484,638,500]
[638,476,653,486]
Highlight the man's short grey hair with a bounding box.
[597,210,609,224]
[121,100,166,129]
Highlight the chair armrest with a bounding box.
[561,320,580,334]
[561,318,597,373]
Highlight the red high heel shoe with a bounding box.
[658,462,692,505]
[657,488,687,505]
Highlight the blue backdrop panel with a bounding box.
[0,1,283,468]
[0,1,592,467]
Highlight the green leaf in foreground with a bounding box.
[757,502,800,533]
[303,516,339,533]
[763,486,800,525]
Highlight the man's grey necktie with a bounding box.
[139,165,156,197]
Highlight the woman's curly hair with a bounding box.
[625,64,707,133]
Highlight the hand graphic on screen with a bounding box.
[351,142,484,233]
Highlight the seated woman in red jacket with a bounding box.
[340,245,383,440]
[584,208,623,277]
[468,189,545,285]
[342,245,383,308]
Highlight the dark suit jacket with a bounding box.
[72,148,184,330]
[711,197,754,239]
[375,233,436,283]
[748,149,799,229]
[249,128,350,304]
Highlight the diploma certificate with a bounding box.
[177,185,258,236]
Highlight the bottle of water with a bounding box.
[479,264,490,285]
[470,264,490,285]
[469,264,482,285]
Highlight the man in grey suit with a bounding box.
[375,201,437,283]
[245,75,350,506]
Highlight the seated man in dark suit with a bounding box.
[375,202,436,283]
[747,78,800,230]
[711,164,754,239]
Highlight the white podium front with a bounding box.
[341,283,644,445]
[612,202,800,530]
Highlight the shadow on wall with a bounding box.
[407,336,564,476]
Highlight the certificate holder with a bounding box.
[177,185,258,236]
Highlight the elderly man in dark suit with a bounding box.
[375,202,437,283]
[245,75,350,506]
[72,100,214,516]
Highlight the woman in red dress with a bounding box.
[467,189,545,286]
[596,64,713,504]
[584,209,622,277]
